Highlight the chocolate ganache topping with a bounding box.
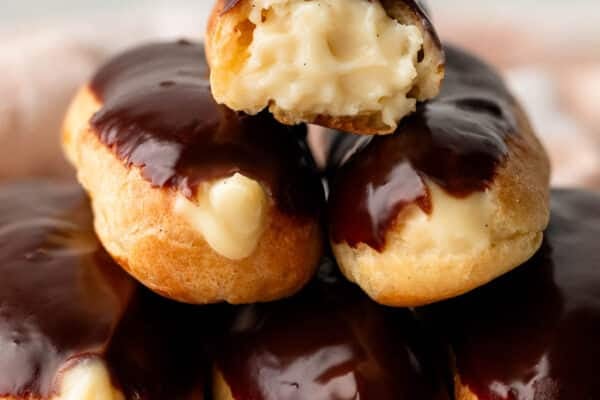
[423,189,600,399]
[216,260,449,400]
[89,41,323,218]
[327,44,517,250]
[0,182,135,398]
[0,182,216,399]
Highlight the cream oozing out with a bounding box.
[398,181,497,257]
[56,359,124,400]
[220,0,424,130]
[174,173,268,260]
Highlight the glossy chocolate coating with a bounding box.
[423,189,600,399]
[89,41,323,217]
[105,288,221,400]
[0,182,212,399]
[217,261,449,400]
[327,45,516,250]
[0,182,135,398]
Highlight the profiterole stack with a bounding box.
[1,0,594,398]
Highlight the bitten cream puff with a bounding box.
[62,41,325,304]
[213,260,450,400]
[326,45,551,307]
[423,189,600,400]
[206,0,445,134]
[0,181,212,400]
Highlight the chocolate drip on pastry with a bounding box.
[423,189,600,399]
[217,260,449,400]
[89,41,323,218]
[327,45,517,250]
[106,288,225,400]
[0,182,213,399]
[0,182,135,398]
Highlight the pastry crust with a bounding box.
[62,87,323,304]
[212,368,235,400]
[206,0,444,135]
[454,375,479,400]
[331,104,551,307]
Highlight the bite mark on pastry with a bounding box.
[207,0,445,134]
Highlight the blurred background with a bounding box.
[1,0,599,186]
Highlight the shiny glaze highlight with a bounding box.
[424,190,600,399]
[0,182,214,399]
[327,45,516,250]
[217,261,449,400]
[90,41,323,218]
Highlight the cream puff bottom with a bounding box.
[333,170,548,307]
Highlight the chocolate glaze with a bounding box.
[327,45,517,250]
[105,289,228,400]
[423,189,600,399]
[217,260,449,400]
[89,41,323,218]
[0,182,215,399]
[0,182,135,398]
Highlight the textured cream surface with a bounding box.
[401,181,496,257]
[220,0,424,130]
[174,173,268,260]
[57,359,124,400]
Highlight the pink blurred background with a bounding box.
[437,3,600,187]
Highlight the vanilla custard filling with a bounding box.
[395,181,496,256]
[174,173,268,260]
[222,0,424,130]
[56,359,124,400]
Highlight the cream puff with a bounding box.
[0,181,212,400]
[62,41,325,304]
[423,189,600,400]
[213,260,450,400]
[206,0,445,134]
[326,45,550,307]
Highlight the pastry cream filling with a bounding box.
[224,0,424,130]
[174,173,268,260]
[398,181,496,256]
[56,358,124,400]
